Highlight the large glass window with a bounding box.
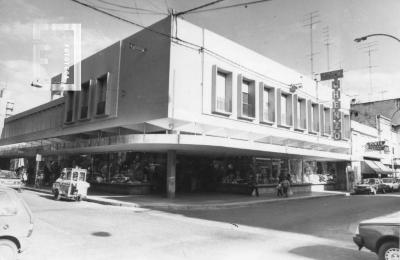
[281,94,288,124]
[242,80,251,117]
[96,75,108,115]
[279,92,292,126]
[80,81,90,119]
[262,88,270,122]
[216,71,227,111]
[296,97,306,129]
[212,67,232,114]
[324,107,331,134]
[65,91,74,123]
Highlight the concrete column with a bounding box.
[166,150,177,199]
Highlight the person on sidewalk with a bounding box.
[281,177,291,197]
[276,182,283,197]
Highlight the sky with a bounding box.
[1,0,400,114]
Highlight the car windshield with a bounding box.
[382,179,392,183]
[79,172,85,181]
[363,179,375,184]
[0,170,17,179]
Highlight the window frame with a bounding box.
[211,65,232,116]
[237,75,256,120]
[78,80,91,120]
[259,83,275,125]
[277,89,293,128]
[95,74,109,116]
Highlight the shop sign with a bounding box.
[36,154,42,161]
[320,69,343,81]
[320,69,343,141]
[331,79,341,140]
[366,141,386,151]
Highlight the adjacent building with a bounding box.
[0,16,352,197]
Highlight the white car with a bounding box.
[0,186,34,260]
[381,178,399,192]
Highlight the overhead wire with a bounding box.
[175,0,227,16]
[95,0,168,14]
[69,0,349,110]
[188,0,273,14]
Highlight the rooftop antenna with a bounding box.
[303,11,320,78]
[357,42,378,101]
[323,26,331,70]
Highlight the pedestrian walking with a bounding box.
[276,182,283,197]
[281,178,290,197]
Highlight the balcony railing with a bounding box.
[96,101,106,115]
[216,97,232,113]
[242,103,254,118]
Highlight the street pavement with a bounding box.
[18,190,400,260]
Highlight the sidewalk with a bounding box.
[23,186,347,210]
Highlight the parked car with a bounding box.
[52,168,90,201]
[0,170,22,192]
[353,212,400,260]
[381,178,399,192]
[354,178,388,195]
[0,185,34,260]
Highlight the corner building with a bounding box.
[0,17,351,198]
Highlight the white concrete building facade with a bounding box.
[0,17,352,197]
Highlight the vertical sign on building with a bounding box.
[320,69,343,140]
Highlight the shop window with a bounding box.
[294,95,306,130]
[211,65,232,115]
[79,81,90,119]
[96,74,108,116]
[238,75,255,119]
[260,84,275,123]
[64,91,74,123]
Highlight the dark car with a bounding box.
[353,212,399,260]
[0,186,34,260]
[354,178,388,195]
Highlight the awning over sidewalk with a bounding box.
[374,161,393,174]
[362,160,392,175]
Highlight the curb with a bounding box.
[23,186,139,207]
[23,186,346,210]
[143,193,345,211]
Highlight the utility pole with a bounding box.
[303,11,320,77]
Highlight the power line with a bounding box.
[175,0,226,16]
[68,0,339,104]
[86,0,167,15]
[95,0,167,14]
[188,0,272,14]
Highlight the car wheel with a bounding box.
[378,241,399,260]
[54,190,61,201]
[0,239,17,260]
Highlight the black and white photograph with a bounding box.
[0,0,400,259]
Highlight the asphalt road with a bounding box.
[172,193,400,259]
[18,190,400,260]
